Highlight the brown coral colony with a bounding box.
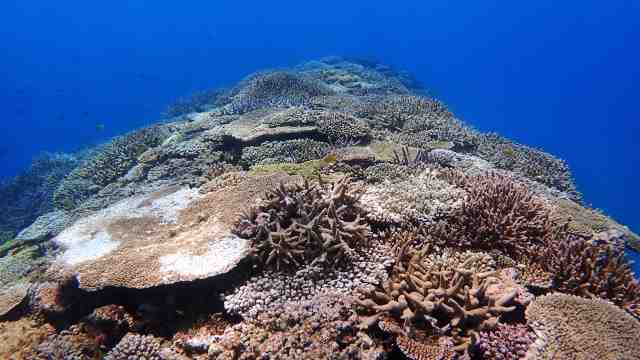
[233,177,369,270]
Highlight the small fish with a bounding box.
[96,123,105,132]
[56,113,65,121]
[82,111,89,117]
[322,153,337,164]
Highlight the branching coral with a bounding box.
[357,241,523,355]
[233,177,369,271]
[525,293,640,359]
[541,233,640,316]
[432,171,557,261]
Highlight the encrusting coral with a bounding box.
[234,177,369,270]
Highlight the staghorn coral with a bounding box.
[357,241,523,355]
[541,233,640,316]
[477,323,535,360]
[105,333,163,360]
[432,171,557,261]
[233,177,369,270]
[525,293,640,359]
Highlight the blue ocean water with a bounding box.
[0,0,638,269]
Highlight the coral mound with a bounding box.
[234,177,369,270]
[526,293,640,360]
[1,57,639,360]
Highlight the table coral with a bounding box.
[525,293,640,359]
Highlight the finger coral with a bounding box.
[525,293,640,359]
[357,242,523,355]
[234,177,369,270]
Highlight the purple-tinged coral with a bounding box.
[105,333,163,360]
[541,232,640,316]
[477,323,535,360]
[433,171,558,261]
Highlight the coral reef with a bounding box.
[541,233,640,315]
[477,133,579,199]
[432,171,558,261]
[0,152,78,242]
[357,239,527,356]
[361,168,465,225]
[234,177,369,270]
[105,333,163,360]
[477,323,535,360]
[1,57,638,360]
[53,125,171,210]
[163,87,227,118]
[526,293,640,359]
[222,71,334,114]
[241,138,330,165]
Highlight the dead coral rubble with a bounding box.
[234,177,370,270]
